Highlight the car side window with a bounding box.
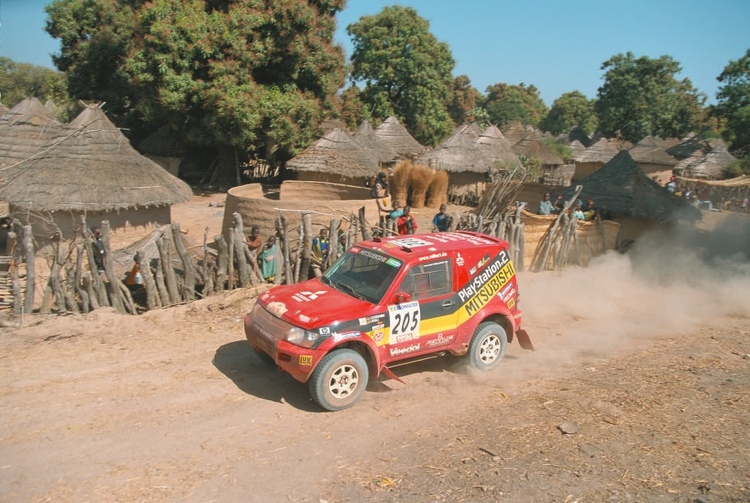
[401,260,452,301]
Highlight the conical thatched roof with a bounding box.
[628,136,678,166]
[557,125,591,148]
[675,145,736,180]
[138,125,184,157]
[416,123,490,173]
[374,116,426,157]
[501,121,532,146]
[0,104,192,212]
[476,125,522,170]
[560,150,700,222]
[286,128,379,177]
[318,118,348,137]
[567,139,587,159]
[574,137,619,163]
[1,97,59,126]
[352,120,398,164]
[512,132,564,166]
[666,133,711,160]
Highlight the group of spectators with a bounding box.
[537,193,597,221]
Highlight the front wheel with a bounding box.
[308,349,369,411]
[468,322,507,371]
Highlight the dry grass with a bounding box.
[426,170,449,208]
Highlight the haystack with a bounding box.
[0,103,193,239]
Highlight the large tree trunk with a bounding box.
[216,145,240,188]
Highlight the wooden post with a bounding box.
[157,232,180,304]
[74,245,90,314]
[201,227,214,297]
[171,222,196,301]
[153,257,170,305]
[81,222,109,307]
[100,222,125,313]
[358,207,372,240]
[279,213,293,285]
[328,218,340,267]
[227,230,235,290]
[300,213,313,282]
[22,225,35,314]
[214,234,228,292]
[136,250,160,310]
[231,212,251,287]
[293,221,304,284]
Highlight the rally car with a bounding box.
[244,231,533,411]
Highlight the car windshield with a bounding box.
[323,248,402,304]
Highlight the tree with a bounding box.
[0,57,71,118]
[594,52,704,143]
[713,49,750,157]
[347,6,455,146]
[46,0,347,185]
[480,83,548,128]
[539,91,597,136]
[447,75,482,125]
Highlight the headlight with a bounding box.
[285,327,319,348]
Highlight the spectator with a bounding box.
[384,200,403,234]
[538,193,554,215]
[553,194,565,213]
[432,204,450,232]
[666,176,677,193]
[246,225,263,254]
[311,228,330,277]
[259,235,277,283]
[397,205,418,235]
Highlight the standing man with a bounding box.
[432,204,450,231]
[538,193,554,215]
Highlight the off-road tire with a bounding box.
[468,321,507,371]
[308,349,369,411]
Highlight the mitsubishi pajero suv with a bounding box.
[244,231,533,411]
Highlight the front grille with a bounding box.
[250,304,292,356]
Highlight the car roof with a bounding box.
[355,231,507,261]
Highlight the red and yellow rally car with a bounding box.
[244,231,533,411]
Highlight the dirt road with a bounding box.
[1,200,749,502]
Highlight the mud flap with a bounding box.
[381,365,406,385]
[515,329,534,351]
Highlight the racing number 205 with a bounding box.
[388,301,421,339]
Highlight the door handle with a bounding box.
[441,300,455,308]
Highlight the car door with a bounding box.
[385,257,459,359]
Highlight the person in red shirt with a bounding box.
[397,205,418,235]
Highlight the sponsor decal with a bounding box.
[389,343,421,356]
[391,237,433,248]
[266,301,288,317]
[427,232,494,246]
[292,290,326,302]
[418,251,447,262]
[386,258,402,267]
[457,251,516,317]
[388,301,421,343]
[319,327,331,335]
[358,249,389,262]
[298,314,311,323]
[501,286,516,303]
[299,355,313,366]
[372,331,384,343]
[470,254,491,276]
[457,251,510,303]
[507,298,516,310]
[359,315,386,326]
[425,334,455,347]
[456,252,464,266]
[333,331,359,343]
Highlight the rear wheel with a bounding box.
[308,349,369,411]
[468,322,507,371]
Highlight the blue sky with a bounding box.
[1,0,748,106]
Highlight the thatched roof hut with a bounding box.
[352,120,398,165]
[675,145,736,180]
[557,125,592,148]
[512,131,564,167]
[628,136,679,181]
[476,125,522,170]
[666,133,711,161]
[1,97,59,127]
[318,118,349,137]
[0,103,193,239]
[501,121,533,146]
[374,116,426,157]
[286,128,379,184]
[417,123,489,172]
[572,137,619,181]
[560,150,700,225]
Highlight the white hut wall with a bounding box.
[447,172,487,200]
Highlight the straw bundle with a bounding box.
[426,170,449,208]
[391,161,412,206]
[408,163,434,208]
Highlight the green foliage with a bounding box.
[347,6,455,146]
[0,57,73,120]
[713,48,750,156]
[543,138,573,162]
[46,0,347,177]
[447,75,482,125]
[480,83,548,128]
[539,91,597,136]
[594,52,705,142]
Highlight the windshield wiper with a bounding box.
[319,275,332,286]
[337,281,367,301]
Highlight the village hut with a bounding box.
[318,118,349,137]
[0,103,193,240]
[352,120,398,166]
[675,144,736,180]
[285,127,380,186]
[559,150,701,243]
[475,124,523,170]
[628,136,679,183]
[374,116,426,158]
[572,137,619,181]
[137,125,184,177]
[501,121,534,146]
[0,97,63,172]
[666,133,711,161]
[557,125,592,148]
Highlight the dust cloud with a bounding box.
[514,213,750,374]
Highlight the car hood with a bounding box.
[257,278,375,329]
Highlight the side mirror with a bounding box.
[393,292,411,304]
